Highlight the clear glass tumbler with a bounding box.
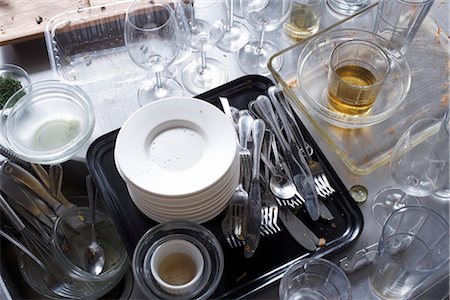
[370,206,449,299]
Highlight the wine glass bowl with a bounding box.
[390,118,449,197]
[125,0,184,106]
[175,0,228,94]
[372,116,449,226]
[238,0,292,75]
[217,0,250,52]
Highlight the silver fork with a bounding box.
[260,130,281,236]
[221,153,250,248]
[221,109,253,248]
[268,86,336,198]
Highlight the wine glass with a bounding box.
[372,113,450,226]
[238,0,292,75]
[125,0,184,107]
[174,0,228,95]
[217,0,250,52]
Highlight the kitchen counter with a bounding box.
[1,1,449,299]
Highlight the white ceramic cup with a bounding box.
[150,239,204,295]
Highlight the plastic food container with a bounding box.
[44,1,144,85]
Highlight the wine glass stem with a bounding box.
[257,26,266,53]
[200,49,207,71]
[227,0,235,31]
[155,71,163,88]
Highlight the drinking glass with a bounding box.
[217,0,250,52]
[326,0,369,16]
[373,0,435,54]
[370,206,449,299]
[125,0,184,107]
[284,0,324,40]
[175,0,228,95]
[238,0,293,75]
[326,39,390,117]
[372,113,449,226]
[279,258,352,300]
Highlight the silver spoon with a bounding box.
[265,141,333,220]
[270,174,334,221]
[84,175,105,275]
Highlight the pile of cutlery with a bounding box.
[220,86,337,257]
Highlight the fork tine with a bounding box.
[320,173,335,195]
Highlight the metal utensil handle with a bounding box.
[238,114,254,149]
[0,194,25,231]
[251,119,266,179]
[0,228,46,271]
[86,175,97,243]
[1,161,69,213]
[268,86,312,159]
[254,95,289,153]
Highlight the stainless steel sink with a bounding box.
[0,159,135,299]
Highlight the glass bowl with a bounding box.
[52,207,128,281]
[0,80,95,164]
[50,207,129,296]
[296,28,411,128]
[0,64,31,108]
[132,221,224,299]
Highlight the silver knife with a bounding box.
[268,92,320,221]
[279,206,319,251]
[243,119,265,258]
[293,191,334,221]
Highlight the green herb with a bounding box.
[0,75,25,108]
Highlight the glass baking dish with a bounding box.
[269,2,449,175]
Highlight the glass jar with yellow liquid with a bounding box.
[326,40,390,116]
[284,0,324,40]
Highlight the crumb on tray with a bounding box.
[318,238,326,247]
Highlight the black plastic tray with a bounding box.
[86,75,363,299]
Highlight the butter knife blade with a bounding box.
[243,119,265,258]
[295,192,334,221]
[279,207,318,251]
[244,178,261,258]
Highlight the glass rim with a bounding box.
[329,39,391,89]
[125,1,175,32]
[394,0,435,6]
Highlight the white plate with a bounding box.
[133,193,232,224]
[115,97,237,197]
[130,183,235,224]
[127,151,239,206]
[128,161,239,213]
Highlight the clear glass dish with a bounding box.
[296,28,410,128]
[0,80,95,164]
[52,207,129,283]
[0,64,31,107]
[268,3,449,175]
[44,1,145,85]
[132,220,224,300]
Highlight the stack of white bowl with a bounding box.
[114,97,239,223]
